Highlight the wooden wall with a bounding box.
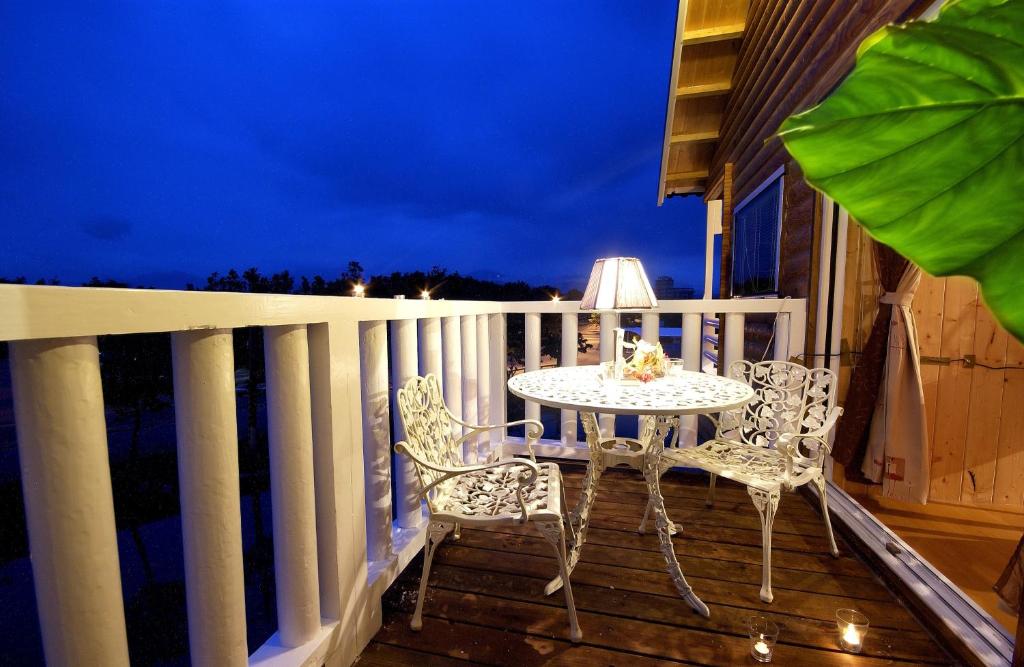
[838,225,1024,510]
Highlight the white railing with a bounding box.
[0,284,805,667]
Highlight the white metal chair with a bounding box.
[394,374,582,641]
[661,360,843,603]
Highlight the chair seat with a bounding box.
[436,461,562,523]
[667,439,809,492]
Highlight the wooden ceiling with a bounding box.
[658,0,751,203]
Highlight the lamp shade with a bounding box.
[580,257,658,310]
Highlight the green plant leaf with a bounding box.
[778,0,1024,341]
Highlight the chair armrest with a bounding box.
[452,417,544,461]
[802,406,843,441]
[394,442,541,522]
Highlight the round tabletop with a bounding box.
[507,365,754,416]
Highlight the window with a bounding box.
[731,167,783,297]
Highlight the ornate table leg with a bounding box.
[641,415,710,617]
[545,411,605,596]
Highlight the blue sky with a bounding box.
[1,1,706,291]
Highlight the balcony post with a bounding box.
[9,337,130,667]
[773,311,791,363]
[681,313,703,447]
[441,316,463,436]
[599,311,618,435]
[390,318,423,528]
[488,313,507,452]
[418,317,443,393]
[524,312,541,423]
[171,330,248,666]
[459,315,478,462]
[722,312,745,375]
[264,324,321,647]
[640,312,660,436]
[560,312,578,446]
[475,314,491,459]
[359,321,393,562]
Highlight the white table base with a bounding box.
[545,411,710,618]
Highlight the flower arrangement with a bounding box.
[623,339,668,383]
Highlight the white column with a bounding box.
[640,312,660,436]
[9,337,131,667]
[476,315,491,458]
[460,315,479,462]
[441,316,463,433]
[773,312,792,363]
[560,312,578,446]
[722,312,745,376]
[171,330,248,666]
[682,314,703,448]
[524,312,541,425]
[488,313,507,452]
[264,324,321,647]
[599,311,618,435]
[704,200,723,299]
[418,317,443,394]
[359,321,393,562]
[390,318,422,528]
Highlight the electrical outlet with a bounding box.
[963,354,976,368]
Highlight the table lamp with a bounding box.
[580,257,658,379]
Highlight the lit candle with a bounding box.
[842,624,862,651]
[754,640,770,656]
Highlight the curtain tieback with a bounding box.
[879,291,914,307]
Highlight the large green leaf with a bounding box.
[778,0,1024,341]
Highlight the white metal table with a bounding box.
[508,364,754,617]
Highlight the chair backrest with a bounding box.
[395,374,463,507]
[718,360,837,451]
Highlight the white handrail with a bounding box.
[0,283,807,667]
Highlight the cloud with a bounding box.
[81,217,132,241]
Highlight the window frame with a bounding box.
[731,165,785,298]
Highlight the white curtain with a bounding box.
[861,264,930,504]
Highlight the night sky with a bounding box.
[1,2,706,292]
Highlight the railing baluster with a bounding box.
[359,321,393,562]
[418,317,443,392]
[773,312,791,363]
[680,313,703,447]
[599,311,618,435]
[722,312,745,375]
[390,319,422,529]
[171,330,248,666]
[441,316,463,438]
[476,314,491,459]
[640,311,660,436]
[460,315,479,462]
[264,324,322,647]
[524,312,541,424]
[560,312,578,446]
[9,337,131,667]
[488,313,507,452]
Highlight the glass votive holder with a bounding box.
[667,358,685,376]
[747,616,778,663]
[836,608,869,653]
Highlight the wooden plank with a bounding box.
[672,94,727,136]
[657,0,689,205]
[665,169,710,181]
[374,611,680,666]
[960,293,1008,504]
[683,22,746,45]
[358,642,467,666]
[670,129,720,143]
[676,80,732,98]
[992,330,1024,507]
[929,277,979,503]
[425,565,948,664]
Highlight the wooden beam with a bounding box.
[666,169,710,182]
[676,80,733,99]
[670,130,720,144]
[658,0,690,206]
[719,162,734,300]
[683,22,746,45]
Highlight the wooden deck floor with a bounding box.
[359,463,954,666]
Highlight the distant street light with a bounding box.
[352,283,366,297]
